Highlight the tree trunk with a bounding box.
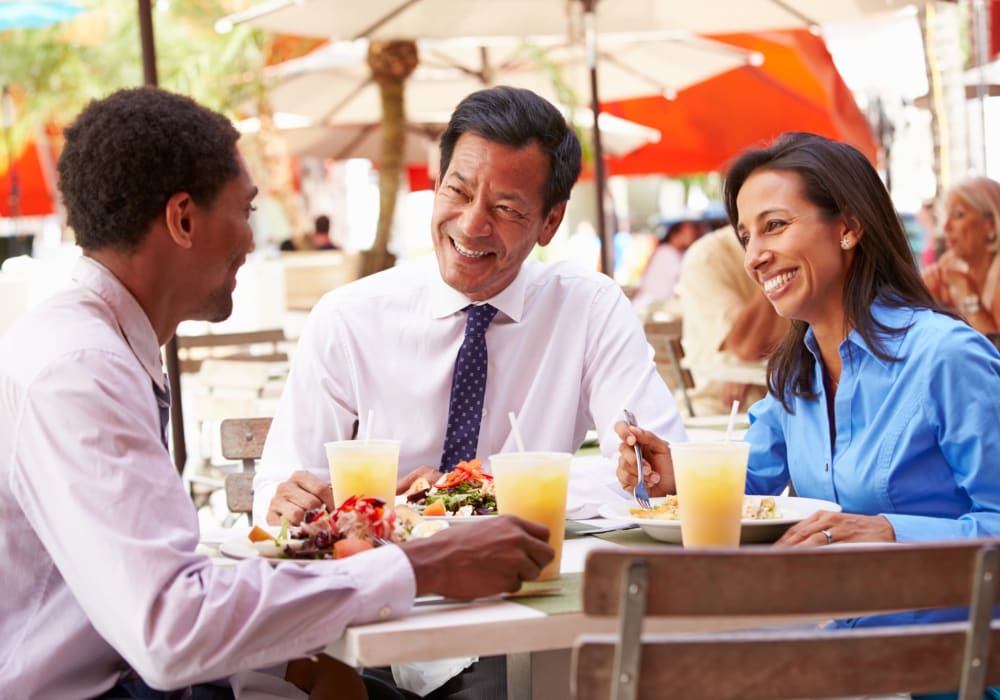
[363,40,418,277]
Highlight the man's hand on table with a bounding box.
[397,465,443,495]
[266,470,334,526]
[402,515,554,599]
[614,420,675,497]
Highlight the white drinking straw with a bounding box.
[725,400,740,442]
[507,411,526,452]
[364,408,374,442]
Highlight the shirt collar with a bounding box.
[428,259,535,323]
[72,256,166,390]
[803,299,915,372]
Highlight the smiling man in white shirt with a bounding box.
[254,86,685,699]
[0,86,553,700]
[256,87,685,530]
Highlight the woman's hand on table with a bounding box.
[613,420,675,498]
[402,515,554,598]
[266,470,334,526]
[774,511,895,547]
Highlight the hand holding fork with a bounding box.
[622,409,651,509]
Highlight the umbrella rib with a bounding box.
[336,123,379,161]
[318,79,375,125]
[421,45,492,84]
[596,51,674,95]
[769,0,819,27]
[352,0,423,41]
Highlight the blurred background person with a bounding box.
[280,214,339,251]
[917,197,940,269]
[675,225,788,416]
[632,216,705,316]
[310,214,339,250]
[922,175,1000,335]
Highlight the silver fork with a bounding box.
[622,409,651,509]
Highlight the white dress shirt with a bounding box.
[254,256,685,521]
[0,257,416,699]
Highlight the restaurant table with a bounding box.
[316,526,834,699]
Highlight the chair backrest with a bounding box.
[574,542,1000,700]
[177,329,288,374]
[643,319,695,416]
[219,417,272,526]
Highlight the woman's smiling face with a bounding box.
[736,169,856,331]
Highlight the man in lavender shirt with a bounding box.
[0,86,552,699]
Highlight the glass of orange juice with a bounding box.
[489,451,571,581]
[671,441,749,548]
[325,439,400,507]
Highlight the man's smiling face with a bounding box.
[431,133,565,301]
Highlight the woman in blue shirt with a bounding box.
[617,130,1000,697]
[618,130,1000,543]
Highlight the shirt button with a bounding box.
[378,606,392,619]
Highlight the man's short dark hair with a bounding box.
[315,215,331,233]
[438,86,581,214]
[58,86,240,253]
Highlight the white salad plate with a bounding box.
[219,535,315,565]
[597,495,842,544]
[419,513,498,526]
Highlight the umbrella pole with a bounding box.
[582,0,613,278]
[972,0,989,172]
[137,0,186,476]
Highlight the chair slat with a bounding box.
[582,543,987,618]
[220,417,272,461]
[574,542,1000,700]
[574,624,1000,700]
[225,472,254,516]
[177,329,286,349]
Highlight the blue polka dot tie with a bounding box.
[439,303,498,472]
[153,375,170,450]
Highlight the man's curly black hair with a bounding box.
[57,86,241,253]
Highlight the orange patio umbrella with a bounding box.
[602,29,878,176]
[0,139,58,217]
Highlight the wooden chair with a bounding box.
[281,250,361,311]
[643,319,695,416]
[219,417,272,527]
[573,542,1000,700]
[177,328,289,374]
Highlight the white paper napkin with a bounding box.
[391,656,478,696]
[230,666,307,699]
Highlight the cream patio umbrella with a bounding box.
[217,0,933,39]
[252,32,753,272]
[219,0,932,274]
[263,33,754,124]
[242,111,661,163]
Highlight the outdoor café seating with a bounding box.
[573,541,1000,700]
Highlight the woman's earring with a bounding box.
[841,239,850,249]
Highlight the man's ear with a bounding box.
[164,192,194,249]
[537,201,568,247]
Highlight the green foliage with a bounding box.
[0,0,268,159]
[517,42,595,166]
